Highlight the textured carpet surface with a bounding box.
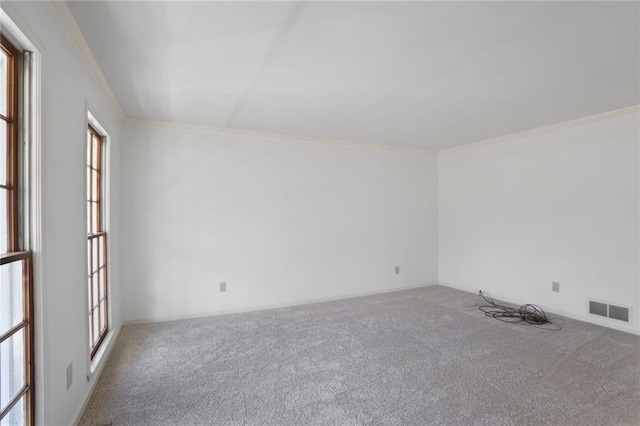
[79,285,640,425]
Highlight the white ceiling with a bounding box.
[68,1,639,150]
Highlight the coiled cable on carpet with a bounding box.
[478,291,561,330]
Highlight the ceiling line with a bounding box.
[48,0,125,120]
[124,117,437,155]
[438,104,640,156]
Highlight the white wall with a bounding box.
[2,2,123,425]
[3,3,636,424]
[439,111,639,334]
[121,122,439,322]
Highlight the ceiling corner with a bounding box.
[47,0,125,120]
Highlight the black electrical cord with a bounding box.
[478,291,561,330]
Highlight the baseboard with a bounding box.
[70,325,122,426]
[123,282,439,326]
[437,281,640,336]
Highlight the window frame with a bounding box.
[0,33,35,426]
[87,123,109,359]
[1,33,19,253]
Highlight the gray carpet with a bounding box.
[79,285,640,425]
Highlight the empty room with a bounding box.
[0,1,639,425]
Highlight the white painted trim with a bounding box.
[124,105,638,156]
[438,281,639,336]
[47,1,125,119]
[28,48,46,426]
[438,105,640,155]
[87,109,110,138]
[124,117,436,155]
[123,282,439,325]
[70,326,122,426]
[84,107,115,376]
[0,6,47,424]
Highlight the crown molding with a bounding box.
[124,118,437,155]
[438,104,640,155]
[47,1,125,120]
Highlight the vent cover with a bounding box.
[588,300,630,323]
[589,301,607,317]
[608,305,629,322]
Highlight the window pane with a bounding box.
[92,273,99,309]
[99,302,106,333]
[0,119,6,186]
[0,188,7,254]
[0,50,7,118]
[89,204,95,234]
[88,314,94,349]
[86,131,92,166]
[99,268,106,297]
[86,240,92,276]
[92,203,99,233]
[96,236,102,275]
[90,204,94,234]
[87,277,93,310]
[0,260,24,336]
[95,296,101,333]
[92,238,98,275]
[90,170,98,202]
[92,311,98,345]
[92,136,100,169]
[96,267,102,302]
[0,327,25,410]
[86,203,91,234]
[101,235,107,268]
[88,276,93,308]
[89,313,94,347]
[0,394,23,426]
[86,167,91,200]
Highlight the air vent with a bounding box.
[608,305,629,322]
[588,300,630,323]
[589,301,607,317]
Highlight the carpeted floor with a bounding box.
[79,285,640,425]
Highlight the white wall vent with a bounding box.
[588,300,630,323]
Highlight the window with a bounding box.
[0,35,34,426]
[87,124,108,358]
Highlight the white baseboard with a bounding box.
[70,325,122,426]
[437,281,639,336]
[123,282,439,326]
